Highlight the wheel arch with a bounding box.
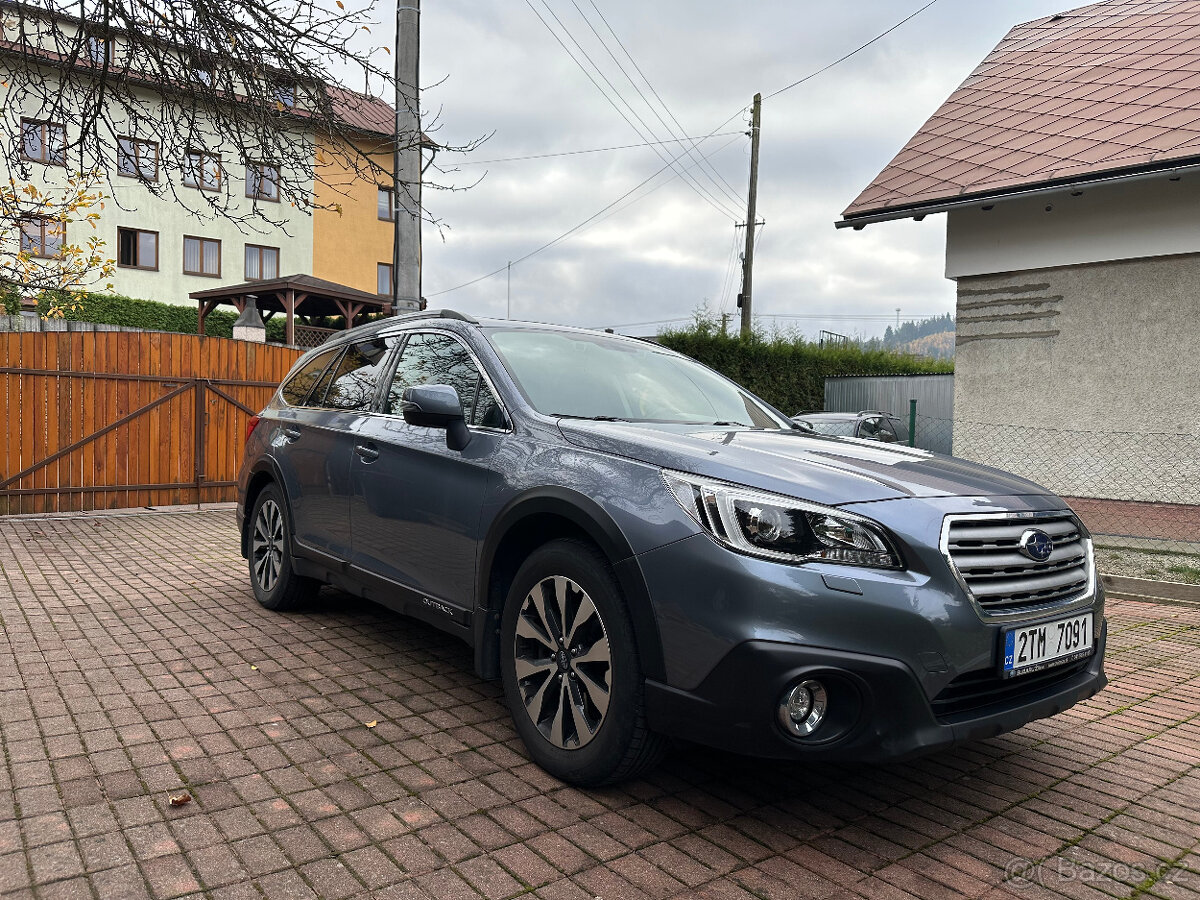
[474,488,666,683]
[241,458,290,559]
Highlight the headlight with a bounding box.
[663,471,902,569]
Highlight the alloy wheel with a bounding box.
[513,575,612,749]
[252,498,285,594]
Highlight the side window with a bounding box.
[474,378,506,429]
[386,332,489,423]
[319,338,392,411]
[876,418,898,442]
[280,347,339,407]
[858,417,880,439]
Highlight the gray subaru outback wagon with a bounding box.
[237,310,1107,785]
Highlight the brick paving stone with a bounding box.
[3,509,1200,900]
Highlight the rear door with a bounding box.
[272,346,343,553]
[273,337,394,560]
[350,330,509,610]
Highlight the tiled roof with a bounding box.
[843,0,1200,221]
[327,85,396,138]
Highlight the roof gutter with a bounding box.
[835,158,1200,229]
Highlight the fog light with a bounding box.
[778,680,827,737]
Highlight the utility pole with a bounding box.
[720,312,730,335]
[506,261,512,319]
[393,0,421,313]
[738,93,762,338]
[895,308,900,329]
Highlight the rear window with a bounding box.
[319,338,392,411]
[280,347,339,407]
[807,419,856,436]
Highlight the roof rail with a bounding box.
[392,308,480,324]
[857,410,892,416]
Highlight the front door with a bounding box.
[350,331,509,608]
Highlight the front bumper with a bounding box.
[644,620,1107,761]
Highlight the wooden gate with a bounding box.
[0,331,303,515]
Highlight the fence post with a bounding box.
[908,399,917,448]
[195,380,205,506]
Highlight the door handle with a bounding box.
[354,443,380,462]
[282,427,301,441]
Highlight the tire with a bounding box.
[500,538,666,786]
[248,484,320,611]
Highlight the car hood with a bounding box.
[556,421,1054,506]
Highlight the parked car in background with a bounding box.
[793,410,910,444]
[238,310,1107,786]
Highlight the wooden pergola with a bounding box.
[190,274,393,346]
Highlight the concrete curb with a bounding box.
[1101,573,1200,606]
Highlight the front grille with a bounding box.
[931,658,1091,721]
[943,512,1091,617]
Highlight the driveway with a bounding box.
[1,508,1198,900]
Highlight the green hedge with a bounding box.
[4,290,290,341]
[2,290,393,343]
[658,322,953,415]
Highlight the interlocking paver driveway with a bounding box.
[1,508,1198,900]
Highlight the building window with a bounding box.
[20,218,64,258]
[377,186,395,221]
[86,36,113,65]
[377,262,392,297]
[183,236,221,277]
[183,150,221,191]
[117,227,158,270]
[117,137,158,181]
[246,162,279,201]
[272,83,295,109]
[21,119,66,165]
[245,244,279,281]
[193,66,212,86]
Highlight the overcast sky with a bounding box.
[400,1,1070,338]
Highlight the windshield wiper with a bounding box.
[552,413,629,422]
[709,420,749,427]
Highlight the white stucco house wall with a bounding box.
[1,6,406,312]
[838,0,1200,509]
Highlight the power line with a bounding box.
[561,133,743,235]
[763,0,941,101]
[431,1,942,302]
[446,132,745,165]
[716,227,740,315]
[524,0,745,221]
[600,312,945,330]
[427,133,742,297]
[572,0,745,211]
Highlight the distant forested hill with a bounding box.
[873,313,955,359]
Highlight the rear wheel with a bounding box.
[500,539,665,785]
[249,484,320,611]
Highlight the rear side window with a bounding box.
[385,332,497,425]
[280,347,339,406]
[319,338,392,411]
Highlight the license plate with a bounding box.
[1002,612,1094,678]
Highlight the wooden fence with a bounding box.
[0,331,303,515]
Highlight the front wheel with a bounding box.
[248,484,320,611]
[500,539,665,785]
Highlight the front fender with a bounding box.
[474,486,668,683]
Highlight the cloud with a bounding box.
[420,0,1069,337]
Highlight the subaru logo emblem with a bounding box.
[1019,529,1054,562]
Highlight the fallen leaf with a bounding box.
[365,720,377,728]
[169,792,192,807]
[250,665,258,670]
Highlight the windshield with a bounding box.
[487,329,788,427]
[805,420,857,436]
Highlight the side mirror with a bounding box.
[401,384,472,451]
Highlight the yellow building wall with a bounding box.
[312,139,394,297]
